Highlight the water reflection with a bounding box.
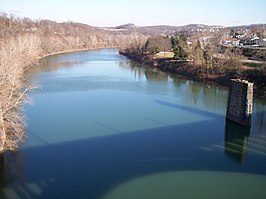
[39,58,83,72]
[119,61,146,80]
[119,60,228,115]
[172,76,228,114]
[0,152,24,198]
[26,56,83,83]
[145,70,168,81]
[252,101,266,135]
[0,155,7,196]
[224,119,251,163]
[0,152,55,199]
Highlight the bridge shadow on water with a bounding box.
[0,101,265,199]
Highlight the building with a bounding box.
[240,36,266,47]
[221,37,240,46]
[239,37,252,45]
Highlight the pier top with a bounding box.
[231,79,253,85]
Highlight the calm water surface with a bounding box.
[0,49,266,199]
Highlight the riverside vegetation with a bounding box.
[119,34,266,98]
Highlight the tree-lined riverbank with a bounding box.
[119,35,266,99]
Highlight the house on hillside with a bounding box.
[262,39,266,47]
[250,36,260,47]
[201,36,219,45]
[221,37,240,46]
[239,37,252,45]
[250,37,266,47]
[240,36,266,47]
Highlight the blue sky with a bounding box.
[0,0,265,27]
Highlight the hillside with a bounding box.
[103,23,266,38]
[1,12,264,40]
[102,23,226,35]
[0,14,148,54]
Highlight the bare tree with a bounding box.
[145,35,172,53]
[0,35,40,152]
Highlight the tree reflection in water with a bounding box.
[0,152,24,198]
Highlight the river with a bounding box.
[0,48,266,199]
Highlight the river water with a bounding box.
[0,49,266,199]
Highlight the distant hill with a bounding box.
[1,11,264,39]
[102,23,226,35]
[230,24,266,30]
[101,23,266,37]
[116,23,137,30]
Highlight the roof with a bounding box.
[222,37,239,41]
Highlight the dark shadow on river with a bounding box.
[1,104,265,199]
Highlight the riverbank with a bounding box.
[119,50,266,99]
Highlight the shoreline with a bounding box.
[38,46,121,60]
[119,50,266,99]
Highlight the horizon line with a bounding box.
[1,12,265,28]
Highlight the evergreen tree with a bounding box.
[193,40,204,65]
[172,34,188,60]
[173,45,187,60]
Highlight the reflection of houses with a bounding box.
[224,119,250,163]
[221,37,240,46]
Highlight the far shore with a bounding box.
[119,50,266,99]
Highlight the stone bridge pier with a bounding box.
[226,79,253,126]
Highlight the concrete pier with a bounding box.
[226,79,253,126]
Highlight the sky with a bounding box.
[0,0,265,27]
